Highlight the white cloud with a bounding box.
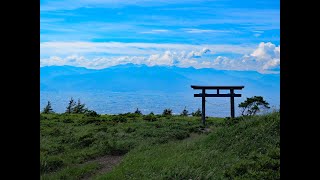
[40,55,147,69]
[251,42,279,61]
[262,58,280,70]
[40,42,280,73]
[40,41,254,57]
[187,48,211,58]
[207,42,280,73]
[147,51,175,66]
[252,30,264,33]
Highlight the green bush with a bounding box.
[121,112,141,120]
[162,108,173,116]
[62,118,74,123]
[40,114,47,121]
[143,114,157,122]
[192,108,202,117]
[79,117,101,125]
[224,149,280,179]
[109,141,132,155]
[85,110,100,117]
[40,156,64,174]
[224,116,245,126]
[125,127,136,133]
[111,115,127,123]
[74,133,96,148]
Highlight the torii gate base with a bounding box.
[191,85,244,126]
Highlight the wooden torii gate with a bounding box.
[191,85,244,125]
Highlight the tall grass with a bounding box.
[40,113,221,179]
[97,112,280,180]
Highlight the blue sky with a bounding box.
[40,0,280,73]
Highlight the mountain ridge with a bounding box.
[40,64,279,97]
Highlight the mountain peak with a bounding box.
[108,63,148,69]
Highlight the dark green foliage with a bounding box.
[125,127,136,133]
[65,98,99,115]
[111,115,128,123]
[74,133,95,148]
[224,116,245,126]
[120,112,141,120]
[143,114,157,122]
[65,97,76,114]
[162,108,172,116]
[224,148,280,180]
[40,114,47,120]
[79,117,102,125]
[40,156,64,174]
[180,106,188,116]
[42,101,54,114]
[41,163,99,180]
[239,96,270,116]
[72,99,88,114]
[134,108,142,115]
[62,118,74,123]
[192,108,202,117]
[149,112,154,115]
[85,110,100,117]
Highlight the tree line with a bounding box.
[42,96,270,117]
[42,97,98,116]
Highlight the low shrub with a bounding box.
[111,115,127,123]
[143,114,157,122]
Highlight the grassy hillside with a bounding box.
[40,113,222,179]
[40,112,279,180]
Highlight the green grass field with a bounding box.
[40,112,279,179]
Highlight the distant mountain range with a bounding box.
[40,64,280,99]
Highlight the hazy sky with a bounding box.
[40,0,280,73]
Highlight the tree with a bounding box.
[238,96,270,116]
[134,108,142,115]
[162,108,172,116]
[65,97,76,114]
[72,99,87,114]
[180,106,188,116]
[42,101,54,114]
[85,110,100,117]
[192,108,202,117]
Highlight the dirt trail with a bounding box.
[81,129,211,179]
[81,155,123,180]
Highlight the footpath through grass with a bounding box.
[40,112,280,180]
[40,113,221,179]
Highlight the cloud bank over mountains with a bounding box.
[40,42,280,73]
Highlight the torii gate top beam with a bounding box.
[191,85,244,90]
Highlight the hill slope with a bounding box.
[97,112,280,179]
